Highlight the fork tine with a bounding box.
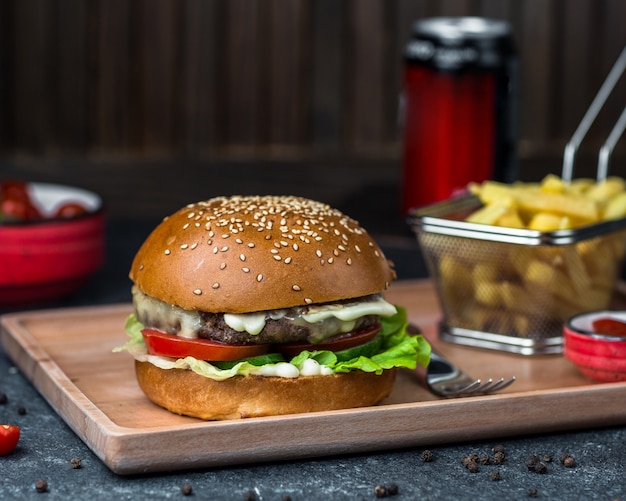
[453,376,516,397]
[486,376,516,393]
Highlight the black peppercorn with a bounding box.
[563,456,576,468]
[386,483,399,496]
[493,451,505,464]
[543,454,552,463]
[281,496,292,501]
[374,484,388,498]
[421,450,434,462]
[180,483,192,496]
[491,444,505,454]
[70,457,81,469]
[490,470,501,481]
[559,452,570,464]
[0,392,7,404]
[533,461,548,474]
[528,488,539,498]
[480,453,491,465]
[17,406,26,415]
[465,460,479,473]
[525,454,540,471]
[35,480,48,493]
[243,490,256,501]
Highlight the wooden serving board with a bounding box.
[2,279,626,475]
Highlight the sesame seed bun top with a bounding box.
[130,195,396,313]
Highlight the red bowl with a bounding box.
[0,182,105,307]
[563,311,626,382]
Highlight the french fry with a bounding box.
[603,192,626,220]
[540,174,566,193]
[561,246,591,294]
[495,210,525,228]
[527,212,570,231]
[584,176,626,202]
[517,191,599,222]
[466,197,514,225]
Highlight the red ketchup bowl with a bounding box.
[0,182,105,307]
[563,311,626,383]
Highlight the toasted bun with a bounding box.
[135,361,397,420]
[130,195,396,313]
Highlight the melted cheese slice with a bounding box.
[223,296,397,335]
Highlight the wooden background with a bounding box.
[0,0,626,221]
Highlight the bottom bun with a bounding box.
[135,360,397,420]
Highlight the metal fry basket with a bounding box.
[408,45,626,355]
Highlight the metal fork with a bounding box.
[424,350,516,398]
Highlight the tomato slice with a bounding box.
[54,202,89,219]
[592,318,626,336]
[141,329,271,361]
[279,324,381,359]
[0,424,20,456]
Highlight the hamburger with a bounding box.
[116,195,430,420]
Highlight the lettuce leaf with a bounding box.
[114,306,431,380]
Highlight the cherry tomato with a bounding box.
[592,318,626,336]
[279,324,381,358]
[0,424,20,456]
[142,329,271,361]
[0,196,42,221]
[53,202,89,219]
[0,179,29,200]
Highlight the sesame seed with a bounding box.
[316,250,322,258]
[212,282,220,289]
[221,246,229,252]
[183,223,190,229]
[247,243,255,248]
[257,274,263,282]
[239,254,246,261]
[271,249,279,254]
[304,298,313,304]
[293,244,299,251]
[284,257,292,264]
[273,255,282,261]
[165,249,171,255]
[292,285,301,291]
[328,257,334,264]
[191,243,198,249]
[220,262,227,270]
[338,245,346,252]
[193,289,202,295]
[235,238,243,244]
[181,244,189,249]
[222,234,230,239]
[242,267,250,273]
[213,247,219,254]
[346,258,353,265]
[355,245,361,253]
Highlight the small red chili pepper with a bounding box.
[0,424,20,455]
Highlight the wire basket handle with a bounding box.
[562,44,626,182]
